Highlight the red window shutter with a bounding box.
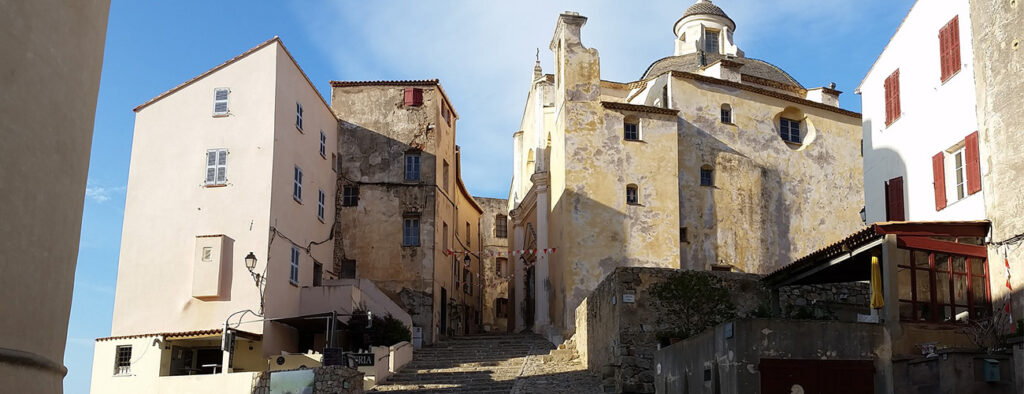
[939,23,950,80]
[949,16,961,77]
[404,88,415,106]
[892,70,901,121]
[885,177,906,221]
[965,131,981,194]
[404,88,423,107]
[932,153,947,210]
[884,76,892,125]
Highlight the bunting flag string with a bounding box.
[443,248,557,257]
[1003,252,1015,333]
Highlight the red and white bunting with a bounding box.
[443,248,557,257]
[1004,256,1015,333]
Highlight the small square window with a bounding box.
[201,247,213,262]
[626,185,639,205]
[115,345,132,375]
[624,121,640,141]
[205,149,228,186]
[780,118,801,144]
[700,167,714,187]
[720,104,732,124]
[704,30,719,53]
[213,88,229,116]
[342,185,359,206]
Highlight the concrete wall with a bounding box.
[860,0,984,223]
[893,350,1016,394]
[970,0,1024,342]
[655,319,885,394]
[0,1,109,392]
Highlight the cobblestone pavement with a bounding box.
[370,333,602,393]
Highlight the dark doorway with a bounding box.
[523,266,535,329]
[439,287,447,337]
[760,359,874,394]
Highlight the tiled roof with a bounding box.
[669,71,861,118]
[96,328,261,342]
[134,37,332,114]
[763,226,880,284]
[601,101,679,116]
[681,1,735,27]
[329,79,459,120]
[329,79,439,87]
[642,53,804,88]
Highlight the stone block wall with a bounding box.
[778,282,872,321]
[252,365,364,394]
[574,267,870,393]
[576,267,769,393]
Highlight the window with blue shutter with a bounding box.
[405,152,421,181]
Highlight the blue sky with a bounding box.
[66,0,913,391]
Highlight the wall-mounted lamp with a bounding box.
[859,207,867,224]
[245,252,257,270]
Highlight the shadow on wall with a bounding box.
[862,118,909,223]
[677,116,790,273]
[334,118,442,344]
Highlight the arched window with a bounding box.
[700,165,714,187]
[526,149,535,175]
[626,184,640,205]
[720,104,732,124]
[623,116,640,141]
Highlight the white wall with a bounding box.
[90,337,259,394]
[860,0,984,223]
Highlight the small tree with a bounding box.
[959,304,1012,354]
[649,271,738,341]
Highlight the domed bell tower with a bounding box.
[674,0,744,57]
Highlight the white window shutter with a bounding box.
[205,151,216,184]
[214,88,229,115]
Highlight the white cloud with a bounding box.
[85,184,125,204]
[302,0,907,197]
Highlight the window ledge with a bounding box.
[213,113,230,118]
[296,126,304,133]
[885,115,902,128]
[320,153,327,160]
[317,217,325,224]
[402,244,421,248]
[783,141,804,147]
[289,281,298,287]
[626,202,644,207]
[623,139,646,143]
[204,183,228,188]
[293,196,302,204]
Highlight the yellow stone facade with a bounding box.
[510,5,865,337]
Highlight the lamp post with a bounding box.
[221,251,266,374]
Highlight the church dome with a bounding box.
[640,53,804,88]
[680,0,735,29]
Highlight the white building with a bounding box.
[91,37,410,393]
[858,0,984,223]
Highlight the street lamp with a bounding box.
[245,252,257,270]
[859,207,867,224]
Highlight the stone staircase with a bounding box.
[370,333,551,393]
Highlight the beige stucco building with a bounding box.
[91,38,414,393]
[509,1,865,338]
[331,80,484,346]
[0,1,110,393]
